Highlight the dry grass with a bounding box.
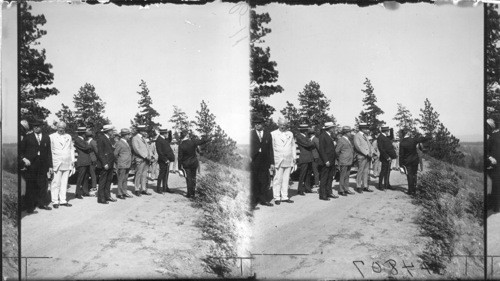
[2,170,19,280]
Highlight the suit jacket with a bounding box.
[50,132,75,171]
[353,131,372,158]
[89,138,98,163]
[312,136,321,163]
[399,136,431,166]
[318,131,336,165]
[74,136,92,167]
[295,133,314,164]
[96,133,115,169]
[178,138,209,169]
[114,138,132,169]
[250,129,273,169]
[20,132,53,173]
[131,134,150,163]
[156,135,175,164]
[377,133,397,162]
[270,129,296,168]
[335,136,354,166]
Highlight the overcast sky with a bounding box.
[21,1,250,144]
[255,3,483,141]
[2,2,17,143]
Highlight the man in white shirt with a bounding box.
[132,125,152,196]
[270,117,296,205]
[353,123,374,193]
[49,121,75,208]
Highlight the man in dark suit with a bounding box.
[178,130,210,199]
[156,128,175,194]
[74,127,92,199]
[96,125,116,204]
[250,116,273,207]
[19,120,53,213]
[87,131,99,192]
[399,129,431,195]
[295,124,315,196]
[377,126,397,191]
[318,122,338,201]
[311,128,322,189]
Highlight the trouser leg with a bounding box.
[273,167,284,201]
[298,163,308,193]
[58,170,69,204]
[89,164,97,189]
[319,166,330,198]
[312,159,320,186]
[51,170,63,205]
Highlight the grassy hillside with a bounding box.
[414,156,483,278]
[2,170,18,280]
[458,142,483,172]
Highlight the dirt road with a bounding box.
[21,171,216,279]
[250,168,438,279]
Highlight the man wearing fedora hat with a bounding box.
[318,121,338,200]
[296,123,315,196]
[270,117,296,204]
[250,115,273,207]
[156,128,175,194]
[132,125,152,196]
[353,123,374,193]
[96,124,117,204]
[20,119,53,213]
[74,126,93,199]
[178,130,210,199]
[336,126,355,196]
[399,129,431,195]
[114,128,133,199]
[49,121,75,208]
[377,126,397,191]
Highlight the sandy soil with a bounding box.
[250,167,446,280]
[488,211,500,279]
[20,170,216,279]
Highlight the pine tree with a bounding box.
[297,81,336,128]
[169,105,192,137]
[131,80,161,136]
[20,3,59,122]
[250,10,283,127]
[280,101,301,132]
[418,98,440,137]
[74,83,109,132]
[431,123,464,165]
[486,4,500,117]
[393,103,417,135]
[357,78,385,133]
[195,100,216,138]
[55,103,78,135]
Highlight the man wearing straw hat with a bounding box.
[96,124,116,204]
[336,126,355,196]
[156,128,175,194]
[114,128,133,199]
[132,125,152,196]
[318,121,338,201]
[270,117,296,205]
[353,123,374,193]
[74,126,93,199]
[296,123,315,196]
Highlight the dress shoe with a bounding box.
[116,195,125,199]
[261,202,273,207]
[27,208,35,214]
[82,193,94,197]
[53,204,59,209]
[60,203,72,207]
[141,191,152,195]
[38,205,52,210]
[319,197,330,201]
[346,190,355,195]
[339,192,347,196]
[98,200,109,204]
[377,185,385,191]
[298,191,305,196]
[305,190,314,193]
[124,194,133,198]
[327,194,339,199]
[282,199,294,203]
[165,188,174,193]
[75,195,83,199]
[363,188,374,192]
[106,198,117,202]
[135,191,142,197]
[274,200,281,205]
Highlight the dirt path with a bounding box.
[21,170,215,279]
[250,167,437,279]
[488,212,500,278]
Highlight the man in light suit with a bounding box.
[96,124,116,204]
[250,116,273,207]
[74,127,92,199]
[318,121,338,201]
[20,119,53,213]
[114,128,133,199]
[295,124,315,196]
[132,125,152,196]
[156,128,175,194]
[378,126,397,190]
[49,121,75,208]
[336,126,355,196]
[270,117,296,205]
[353,123,374,193]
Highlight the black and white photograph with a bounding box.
[7,1,252,279]
[249,2,484,279]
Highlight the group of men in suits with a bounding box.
[21,118,208,214]
[250,117,430,209]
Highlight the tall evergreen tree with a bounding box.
[431,123,464,165]
[250,10,283,127]
[486,4,500,117]
[195,100,216,138]
[74,83,109,132]
[280,101,301,131]
[418,98,440,137]
[356,78,385,133]
[20,3,59,122]
[55,103,78,135]
[169,105,192,136]
[131,80,161,136]
[393,103,417,135]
